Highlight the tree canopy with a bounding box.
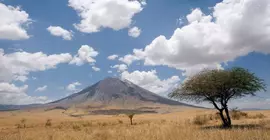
[169,67,266,127]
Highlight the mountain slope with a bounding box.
[49,77,191,108]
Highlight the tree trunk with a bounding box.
[130,118,133,125]
[218,109,231,128]
[224,107,232,128]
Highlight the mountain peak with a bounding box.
[49,77,191,108]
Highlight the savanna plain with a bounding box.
[0,108,270,140]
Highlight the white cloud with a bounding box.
[121,70,180,95]
[119,54,139,65]
[47,26,73,40]
[186,8,205,23]
[140,0,147,6]
[68,0,144,33]
[108,70,113,73]
[107,54,119,60]
[0,48,73,83]
[0,48,81,104]
[111,64,128,72]
[70,45,98,66]
[92,66,100,71]
[66,82,81,92]
[123,0,270,76]
[35,85,47,92]
[0,3,31,40]
[128,26,141,38]
[0,83,49,105]
[14,75,28,82]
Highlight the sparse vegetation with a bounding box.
[0,109,269,140]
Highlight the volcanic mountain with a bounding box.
[48,77,191,109]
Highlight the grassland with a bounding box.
[0,108,270,140]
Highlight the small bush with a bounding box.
[72,124,81,131]
[184,119,191,125]
[82,121,92,127]
[258,119,270,127]
[15,123,23,129]
[45,119,52,127]
[20,118,27,128]
[161,119,166,123]
[230,109,248,120]
[101,122,107,126]
[249,113,266,119]
[118,120,123,124]
[192,115,209,125]
[208,112,220,121]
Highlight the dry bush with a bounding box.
[258,119,270,127]
[248,113,266,119]
[82,121,92,127]
[161,119,166,123]
[45,119,52,127]
[118,120,123,124]
[15,123,23,129]
[192,115,209,125]
[208,112,220,121]
[231,110,248,120]
[17,118,27,128]
[72,124,81,131]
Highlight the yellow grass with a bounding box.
[0,109,270,140]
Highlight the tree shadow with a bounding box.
[201,124,268,130]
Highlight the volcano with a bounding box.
[48,77,191,109]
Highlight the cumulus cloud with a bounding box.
[14,75,28,82]
[47,26,73,40]
[35,85,47,92]
[140,0,147,6]
[119,54,139,65]
[0,49,73,83]
[111,64,128,72]
[128,26,141,38]
[121,70,180,95]
[107,54,119,60]
[0,83,49,105]
[0,49,72,104]
[92,66,101,71]
[70,45,98,66]
[0,3,31,40]
[66,82,81,92]
[68,0,144,33]
[123,0,270,76]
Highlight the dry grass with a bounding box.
[0,109,270,140]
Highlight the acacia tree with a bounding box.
[169,67,266,128]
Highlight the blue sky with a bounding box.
[0,0,269,109]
